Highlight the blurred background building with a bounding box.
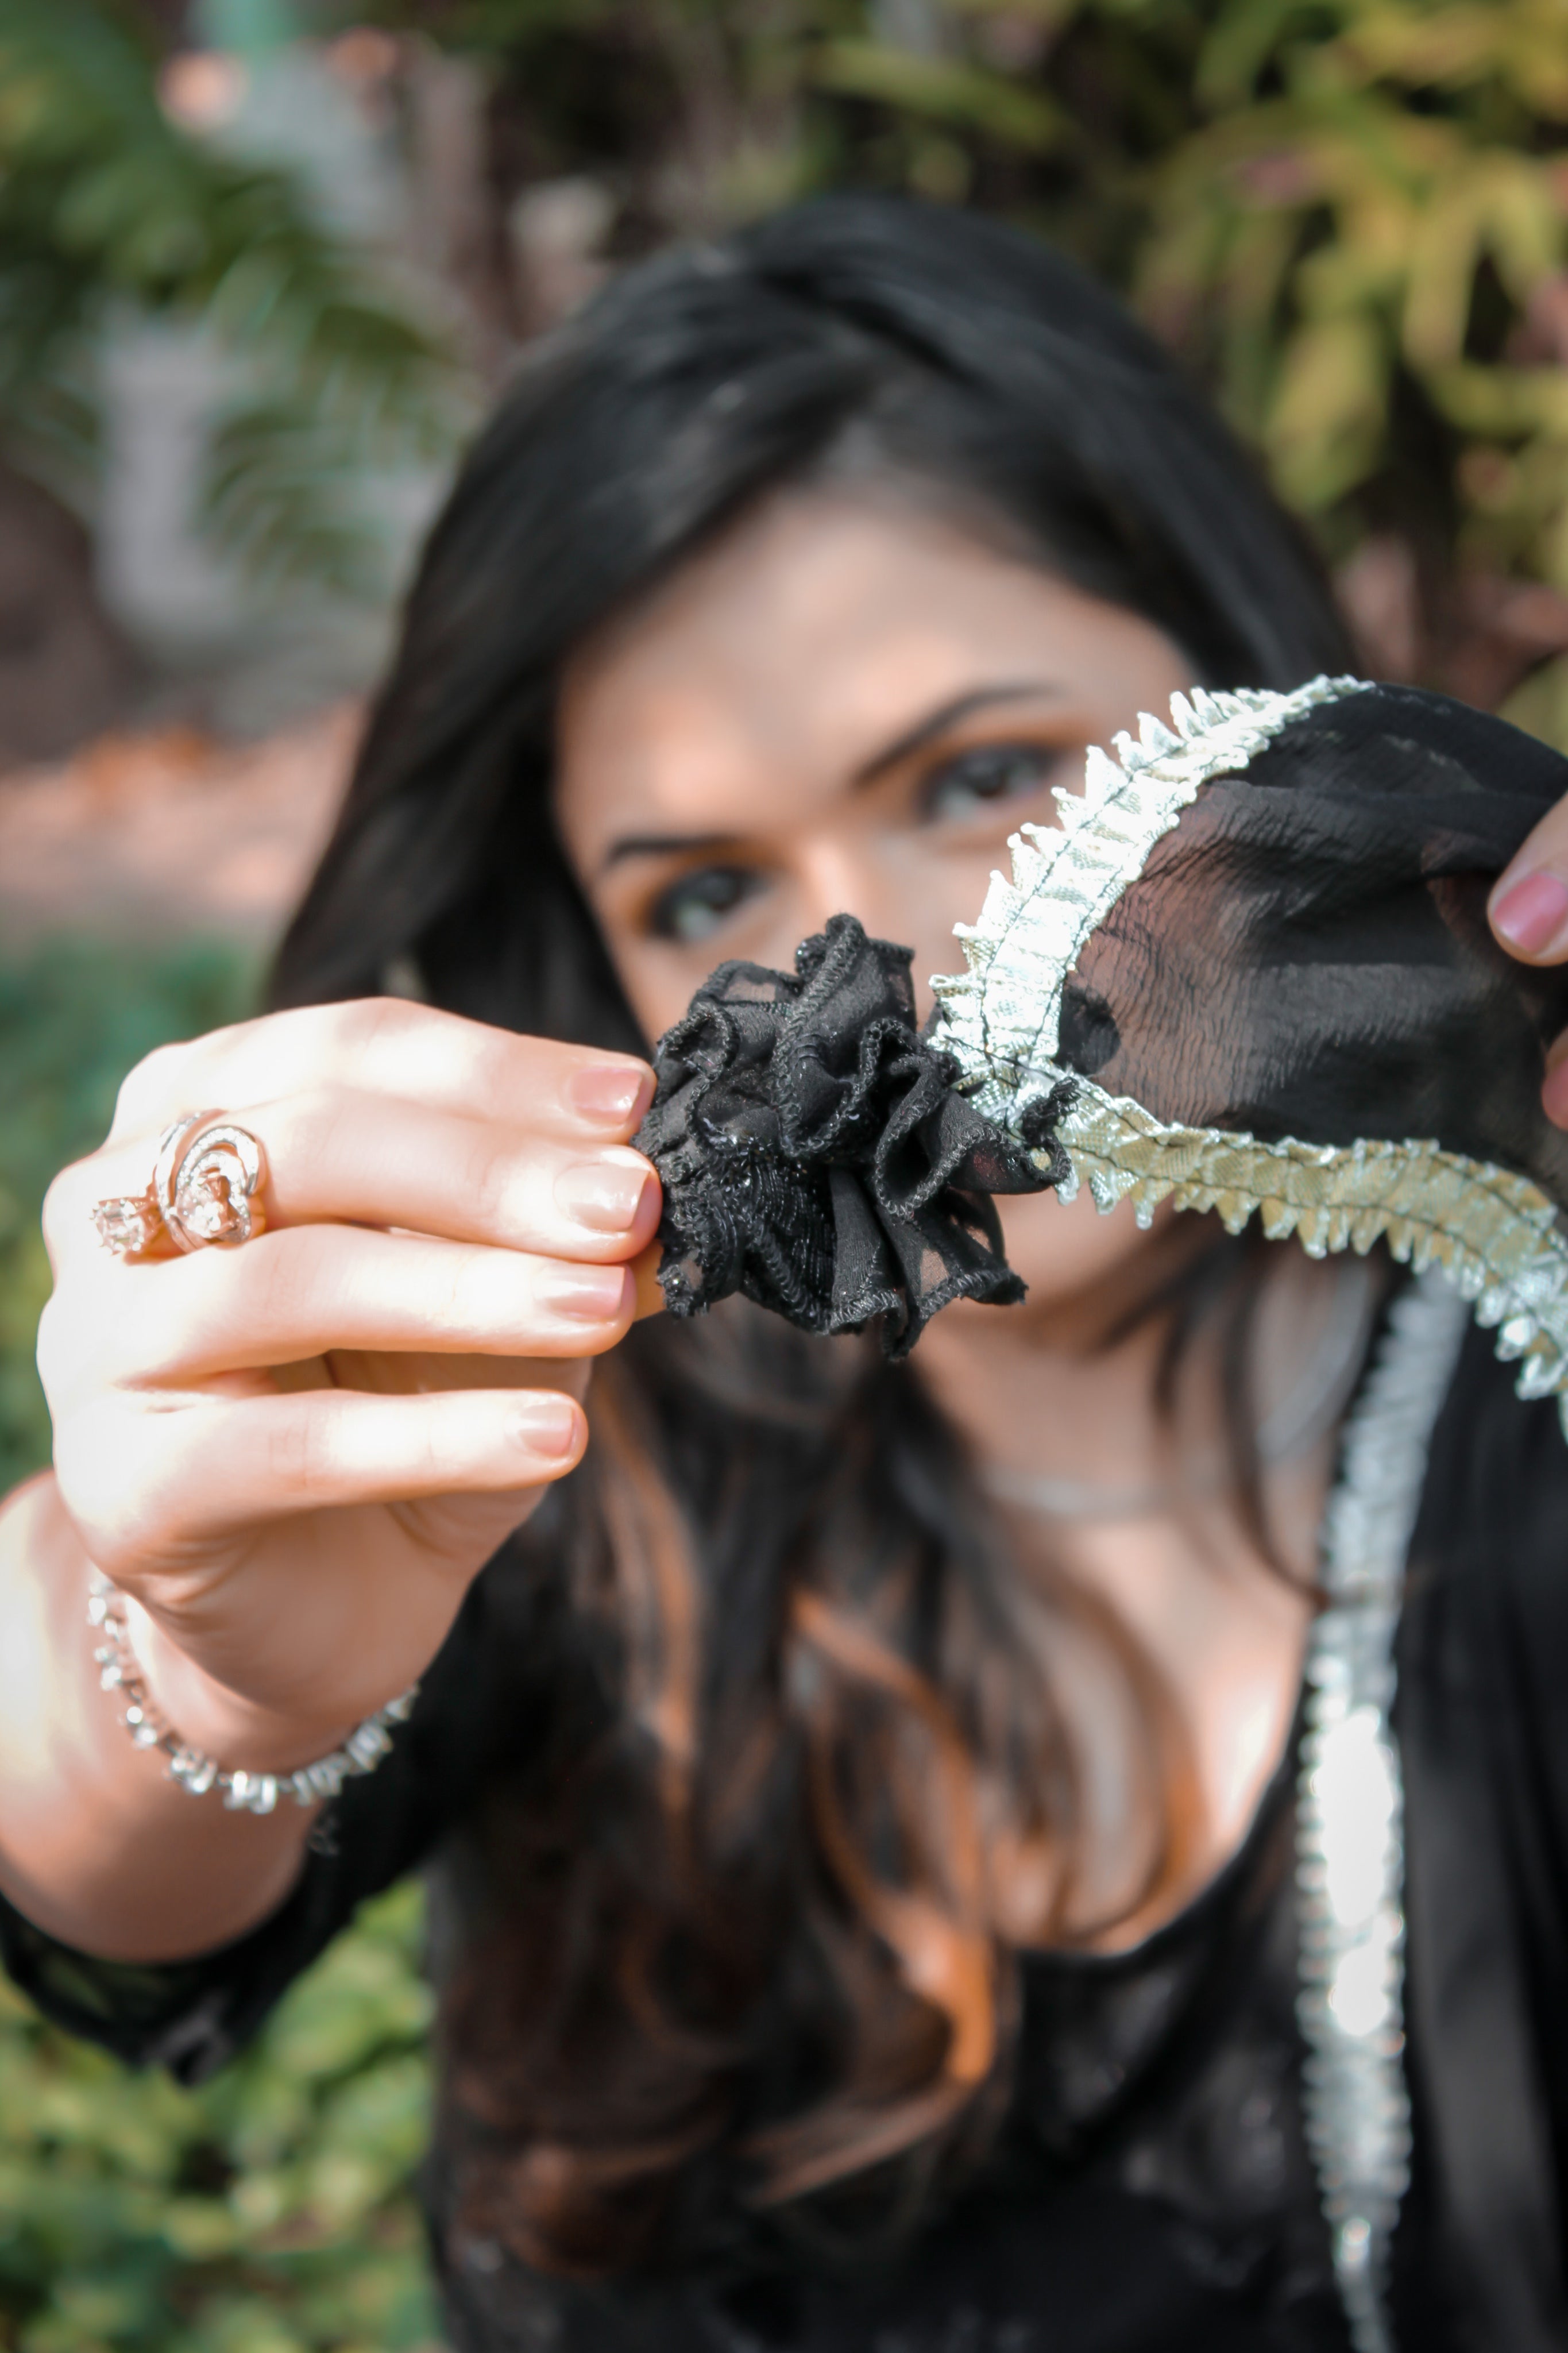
[1,1,1565,2344]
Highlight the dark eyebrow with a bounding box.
[596,682,1066,874]
[598,829,741,875]
[851,681,1065,788]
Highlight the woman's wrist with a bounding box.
[110,1583,358,1779]
[0,1489,325,1963]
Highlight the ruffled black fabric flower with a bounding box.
[634,913,1069,1359]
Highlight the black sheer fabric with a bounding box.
[638,691,1568,1365]
[634,913,1063,1357]
[1055,686,1568,1190]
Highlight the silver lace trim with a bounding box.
[930,674,1362,1108]
[1298,1268,1469,2353]
[929,675,1568,1441]
[920,678,1528,2342]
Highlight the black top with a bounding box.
[3,1322,1566,2352]
[424,1723,1368,2353]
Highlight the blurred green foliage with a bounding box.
[1125,0,1568,731]
[0,0,470,595]
[0,1877,438,2353]
[0,944,440,2350]
[7,0,1566,697]
[366,0,1568,728]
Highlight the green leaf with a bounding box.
[1266,307,1391,507]
[812,38,1067,151]
[0,0,472,593]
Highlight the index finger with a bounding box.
[111,1000,653,1149]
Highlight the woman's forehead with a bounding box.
[553,488,1174,850]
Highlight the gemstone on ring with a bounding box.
[176,1160,250,1246]
[90,1191,164,1258]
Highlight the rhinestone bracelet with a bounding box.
[87,1568,419,1818]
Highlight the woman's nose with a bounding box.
[792,842,905,947]
[791,842,952,1017]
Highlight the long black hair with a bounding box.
[271,196,1353,2281]
[274,193,1347,1028]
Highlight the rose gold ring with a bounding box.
[92,1113,269,1260]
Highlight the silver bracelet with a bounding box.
[87,1568,419,1817]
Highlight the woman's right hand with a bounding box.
[33,998,659,1769]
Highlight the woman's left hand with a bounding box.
[1490,804,1568,1126]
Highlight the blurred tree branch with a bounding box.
[0,0,473,600]
[347,0,1568,736]
[1129,0,1568,734]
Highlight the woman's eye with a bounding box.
[922,743,1062,823]
[648,864,764,944]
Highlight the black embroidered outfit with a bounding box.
[9,682,1568,2352]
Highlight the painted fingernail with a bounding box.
[554,1158,651,1234]
[540,1262,632,1322]
[568,1063,653,1127]
[512,1394,581,1458]
[1493,870,1568,955]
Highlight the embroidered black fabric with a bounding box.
[634,912,1065,1358]
[640,688,1568,1368]
[1047,685,1568,1199]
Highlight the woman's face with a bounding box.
[555,488,1196,1311]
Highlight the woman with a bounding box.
[3,195,1568,2352]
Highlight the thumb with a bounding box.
[1490,799,1568,964]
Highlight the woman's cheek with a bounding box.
[897,838,1057,1017]
[990,1187,1165,1306]
[596,932,712,1046]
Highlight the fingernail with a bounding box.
[1544,1057,1568,1129]
[568,1063,653,1127]
[540,1262,632,1322]
[554,1157,651,1234]
[512,1394,581,1459]
[1493,870,1568,954]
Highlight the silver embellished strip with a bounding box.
[1297,1269,1469,2353]
[930,674,1362,1121]
[88,1568,419,1816]
[929,674,1568,1436]
[920,675,1526,2343]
